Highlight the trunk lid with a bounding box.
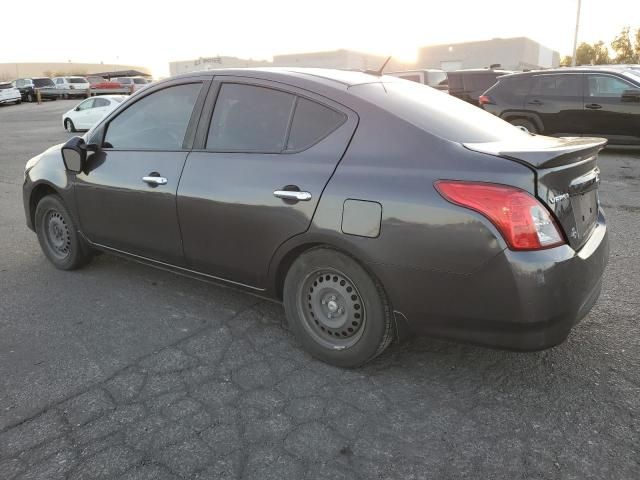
[464,136,607,250]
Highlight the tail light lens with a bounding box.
[435,181,565,251]
[478,95,492,106]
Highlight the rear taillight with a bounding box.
[478,95,492,106]
[435,181,565,251]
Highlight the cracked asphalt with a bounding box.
[0,100,638,479]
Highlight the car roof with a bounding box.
[448,69,513,74]
[500,66,636,78]
[168,67,390,89]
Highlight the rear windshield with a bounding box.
[353,80,527,143]
[0,83,13,89]
[33,78,54,87]
[68,77,87,83]
[133,78,147,84]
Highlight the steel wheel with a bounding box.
[299,268,367,350]
[43,209,71,260]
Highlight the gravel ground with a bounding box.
[0,100,638,479]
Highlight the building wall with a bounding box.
[418,37,560,71]
[169,56,271,76]
[0,63,150,81]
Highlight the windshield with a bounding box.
[352,80,528,143]
[133,78,147,84]
[0,83,13,89]
[33,78,54,87]
[69,77,88,83]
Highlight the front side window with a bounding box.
[77,99,94,111]
[33,79,54,88]
[104,83,202,150]
[588,75,634,97]
[286,98,346,151]
[207,84,295,152]
[531,74,581,96]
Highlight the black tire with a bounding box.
[64,118,76,132]
[15,99,21,105]
[35,195,92,270]
[283,247,394,367]
[508,117,539,134]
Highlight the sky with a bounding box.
[1,0,638,78]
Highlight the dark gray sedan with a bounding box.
[22,68,609,367]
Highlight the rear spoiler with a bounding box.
[464,136,607,169]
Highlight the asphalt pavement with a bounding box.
[0,100,638,479]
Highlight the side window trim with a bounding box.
[100,78,212,152]
[193,77,351,154]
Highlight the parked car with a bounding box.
[23,69,608,367]
[52,76,91,98]
[114,77,150,92]
[62,95,126,132]
[480,67,640,145]
[13,77,57,102]
[0,82,22,104]
[447,68,512,105]
[87,76,123,90]
[387,69,449,91]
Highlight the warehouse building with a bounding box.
[418,37,560,71]
[272,49,398,70]
[169,56,271,76]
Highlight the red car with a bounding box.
[87,76,122,89]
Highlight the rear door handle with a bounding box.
[273,190,312,201]
[585,103,602,110]
[528,99,542,105]
[142,175,168,186]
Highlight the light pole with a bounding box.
[571,0,582,66]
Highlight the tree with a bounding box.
[592,41,610,64]
[560,55,573,66]
[611,26,638,64]
[575,42,595,65]
[634,28,640,61]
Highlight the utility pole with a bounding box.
[571,0,582,66]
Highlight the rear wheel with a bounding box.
[35,195,92,270]
[64,118,76,132]
[283,248,393,367]
[508,118,538,134]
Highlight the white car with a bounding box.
[0,82,21,104]
[62,95,125,132]
[53,76,91,97]
[114,77,150,92]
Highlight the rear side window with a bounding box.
[286,98,345,151]
[34,78,54,87]
[464,73,499,92]
[491,76,532,97]
[105,83,201,150]
[531,74,581,96]
[207,84,295,152]
[93,97,110,107]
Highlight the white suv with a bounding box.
[0,82,21,104]
[53,76,91,97]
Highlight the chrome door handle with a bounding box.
[142,176,168,186]
[273,190,312,201]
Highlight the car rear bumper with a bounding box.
[373,210,609,350]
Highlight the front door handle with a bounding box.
[528,99,543,105]
[273,190,312,201]
[585,103,602,110]
[142,175,168,186]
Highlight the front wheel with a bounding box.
[35,195,92,270]
[283,248,394,367]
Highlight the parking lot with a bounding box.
[0,100,638,479]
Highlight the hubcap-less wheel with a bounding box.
[44,210,71,259]
[300,269,366,349]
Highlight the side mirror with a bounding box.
[74,106,80,111]
[621,89,640,102]
[61,136,88,173]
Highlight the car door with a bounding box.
[583,73,640,144]
[74,78,210,265]
[86,97,111,126]
[73,98,95,129]
[177,78,357,288]
[525,73,584,135]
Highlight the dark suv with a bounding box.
[447,69,512,105]
[480,67,640,145]
[14,77,57,102]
